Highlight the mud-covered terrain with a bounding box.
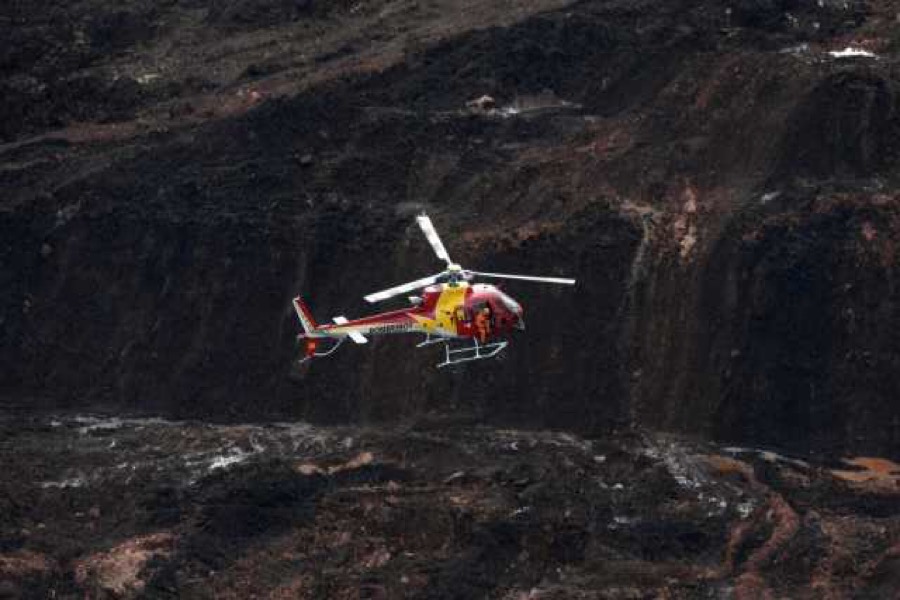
[2,411,899,598]
[3,0,900,596]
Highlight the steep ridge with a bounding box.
[2,0,900,458]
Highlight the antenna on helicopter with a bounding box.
[363,214,575,303]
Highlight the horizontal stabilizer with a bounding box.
[332,316,368,344]
[347,331,368,344]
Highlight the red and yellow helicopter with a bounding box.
[293,214,575,367]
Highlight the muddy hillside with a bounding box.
[3,0,900,457]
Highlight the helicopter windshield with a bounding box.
[497,291,522,314]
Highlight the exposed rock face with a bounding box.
[2,0,900,461]
[778,70,900,179]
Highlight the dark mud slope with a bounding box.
[3,0,900,455]
[0,102,639,431]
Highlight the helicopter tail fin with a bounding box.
[292,296,320,337]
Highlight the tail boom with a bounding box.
[293,296,424,349]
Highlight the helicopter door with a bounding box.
[452,305,470,336]
[454,305,468,323]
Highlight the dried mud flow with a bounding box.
[2,413,900,598]
[2,0,900,597]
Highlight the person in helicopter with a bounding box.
[474,304,492,343]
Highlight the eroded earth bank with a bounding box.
[2,0,900,597]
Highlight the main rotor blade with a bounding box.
[364,273,445,303]
[468,271,576,285]
[417,214,452,266]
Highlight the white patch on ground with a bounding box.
[34,415,350,488]
[760,191,781,205]
[75,416,124,434]
[135,73,160,85]
[737,500,756,519]
[701,494,729,517]
[608,515,639,530]
[674,474,699,488]
[828,47,877,59]
[645,443,705,490]
[40,477,87,489]
[496,92,580,117]
[73,415,174,434]
[490,429,594,454]
[722,446,810,469]
[209,448,251,470]
[779,43,810,55]
[722,446,748,454]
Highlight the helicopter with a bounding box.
[293,214,575,368]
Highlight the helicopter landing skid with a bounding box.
[437,339,508,368]
[416,334,449,348]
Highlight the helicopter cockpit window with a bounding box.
[498,292,522,314]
